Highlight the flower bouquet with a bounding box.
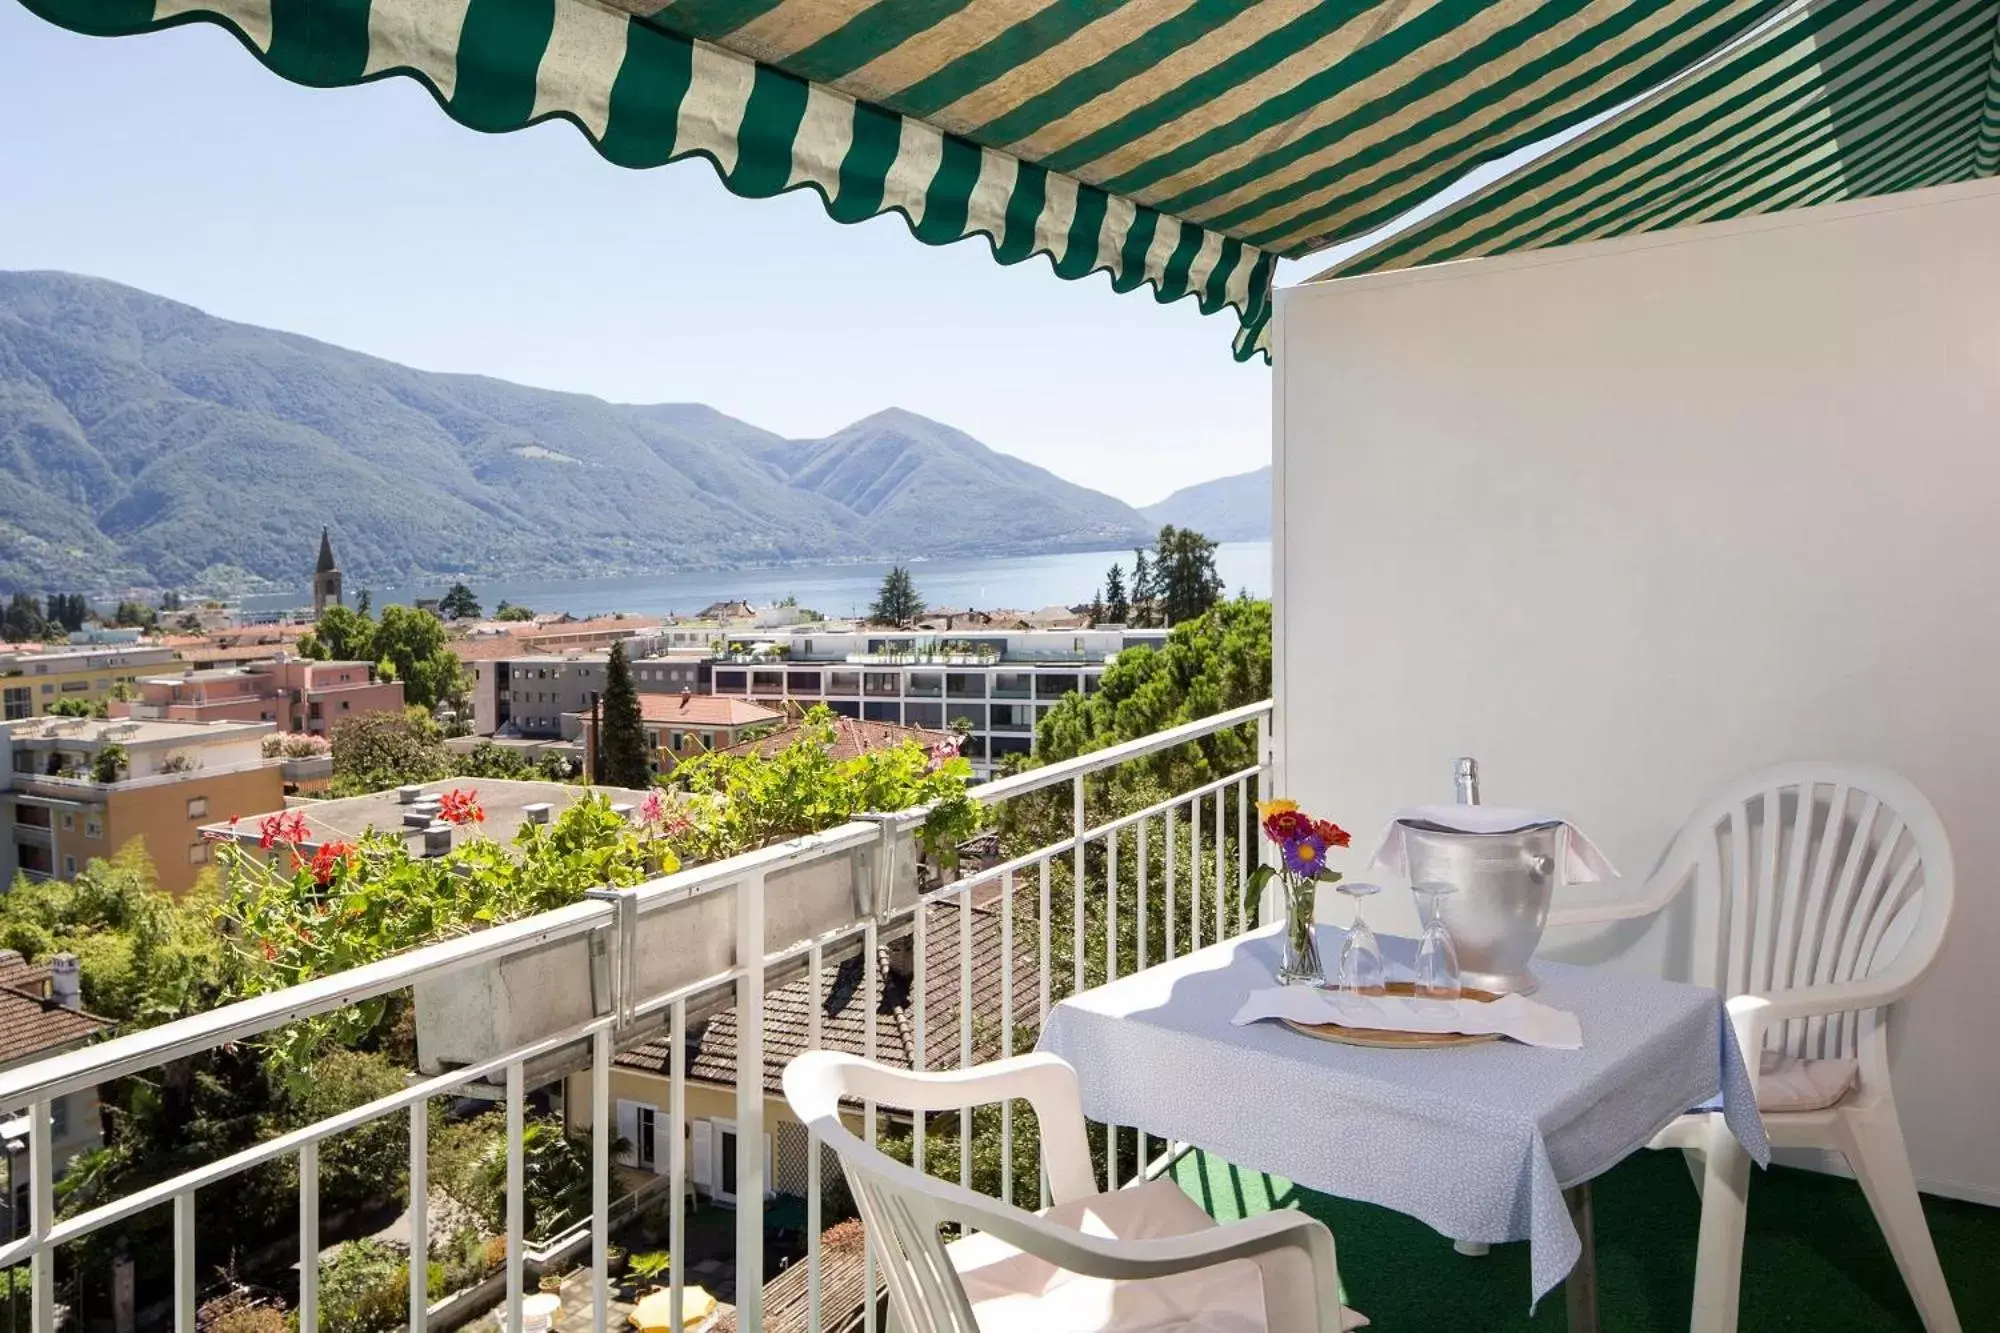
[1246,799,1351,985]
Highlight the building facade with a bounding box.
[470,646,709,739]
[707,628,1166,775]
[118,657,405,734]
[0,646,179,721]
[0,717,283,895]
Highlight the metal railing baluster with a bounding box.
[299,1141,320,1333]
[807,940,824,1333]
[671,998,688,1333]
[28,1100,51,1333]
[1237,776,1250,936]
[862,920,879,1333]
[174,1190,195,1333]
[410,1097,428,1333]
[959,883,974,1192]
[1105,825,1120,1184]
[1215,787,1226,943]
[1000,869,1015,1207]
[591,1027,611,1333]
[737,870,767,1333]
[1135,823,1148,1171]
[1072,776,1086,998]
[913,902,928,1180]
[1192,794,1203,954]
[1037,855,1052,1209]
[505,1061,525,1333]
[1166,804,1178,963]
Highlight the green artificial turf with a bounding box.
[1171,1148,1993,1331]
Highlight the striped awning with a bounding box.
[21,1,1852,358]
[1326,0,2000,277]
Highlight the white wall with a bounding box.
[1274,180,2000,1204]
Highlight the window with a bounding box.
[715,670,746,693]
[58,812,73,832]
[84,817,102,839]
[188,842,210,865]
[340,700,350,711]
[700,732,715,749]
[826,671,861,697]
[751,670,783,693]
[187,797,209,819]
[59,681,88,693]
[39,684,52,695]
[62,855,76,877]
[670,732,686,751]
[10,1182,25,1240]
[3,687,30,720]
[49,1095,68,1141]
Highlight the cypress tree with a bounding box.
[598,642,653,788]
[1104,562,1129,625]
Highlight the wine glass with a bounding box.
[1411,881,1462,1001]
[1333,880,1385,996]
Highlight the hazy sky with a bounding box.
[0,6,1296,507]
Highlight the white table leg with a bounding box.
[1452,1240,1490,1256]
[1689,1116,1750,1333]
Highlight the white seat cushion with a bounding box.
[944,1178,1366,1333]
[1757,1051,1859,1113]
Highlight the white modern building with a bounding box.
[707,627,1168,775]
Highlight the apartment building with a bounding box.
[624,693,783,772]
[116,656,405,733]
[0,645,178,721]
[0,716,282,895]
[707,628,1168,775]
[0,951,109,1239]
[470,646,709,739]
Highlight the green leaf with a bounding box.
[1245,863,1277,919]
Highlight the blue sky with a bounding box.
[0,6,1287,506]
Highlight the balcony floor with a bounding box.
[1172,1149,1997,1331]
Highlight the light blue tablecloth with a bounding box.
[1038,923,1769,1307]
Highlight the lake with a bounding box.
[248,543,1272,620]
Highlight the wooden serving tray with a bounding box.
[1280,981,1506,1050]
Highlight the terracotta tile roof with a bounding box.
[635,694,784,729]
[0,952,110,1067]
[712,717,957,763]
[615,895,1039,1097]
[448,634,534,663]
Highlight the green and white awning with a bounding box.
[21,0,1799,359]
[1326,0,2000,277]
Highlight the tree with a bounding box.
[91,744,127,783]
[597,642,652,789]
[1104,562,1129,625]
[1089,586,1105,626]
[493,601,535,622]
[329,707,453,795]
[438,583,482,621]
[869,565,924,627]
[47,697,106,719]
[305,605,375,662]
[46,593,88,633]
[2,592,48,642]
[1129,549,1156,628]
[355,588,373,617]
[373,605,466,713]
[1152,525,1224,626]
[112,600,157,630]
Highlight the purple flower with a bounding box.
[1281,832,1329,878]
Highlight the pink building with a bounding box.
[114,656,405,734]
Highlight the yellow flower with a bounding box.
[1256,798,1298,820]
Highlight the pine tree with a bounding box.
[1129,549,1155,628]
[869,565,925,627]
[1103,563,1129,625]
[438,583,482,620]
[597,642,653,788]
[1154,525,1224,626]
[1089,587,1105,626]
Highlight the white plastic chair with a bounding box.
[783,1050,1365,1333]
[1547,762,1958,1333]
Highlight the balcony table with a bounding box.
[1037,924,1768,1329]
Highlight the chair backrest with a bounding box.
[782,1051,1099,1333]
[1649,761,1954,1063]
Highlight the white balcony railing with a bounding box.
[0,700,1274,1333]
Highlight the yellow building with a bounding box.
[562,894,1034,1209]
[0,645,179,720]
[2,716,284,896]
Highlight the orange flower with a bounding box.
[1313,820,1352,848]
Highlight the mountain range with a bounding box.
[0,271,1175,595]
[1141,466,1271,541]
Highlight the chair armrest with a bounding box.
[960,1201,1345,1330]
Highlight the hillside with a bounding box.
[1141,466,1271,541]
[0,271,1153,594]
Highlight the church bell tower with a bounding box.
[312,527,343,617]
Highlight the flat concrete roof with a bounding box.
[4,717,272,748]
[199,777,655,854]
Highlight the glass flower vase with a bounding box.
[1278,876,1324,985]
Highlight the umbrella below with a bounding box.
[628,1285,717,1333]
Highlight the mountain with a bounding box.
[1141,466,1271,541]
[0,271,1153,594]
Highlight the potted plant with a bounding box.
[629,1251,671,1291]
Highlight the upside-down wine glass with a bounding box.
[1334,881,1386,996]
[1410,881,1463,1001]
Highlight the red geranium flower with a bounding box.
[1314,819,1352,848]
[438,788,486,826]
[309,841,354,887]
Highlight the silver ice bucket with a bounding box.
[1400,819,1568,995]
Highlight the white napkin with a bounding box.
[1232,986,1583,1050]
[1364,805,1619,884]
